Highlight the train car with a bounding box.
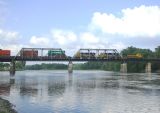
[98,53,108,59]
[81,52,96,59]
[98,53,121,59]
[127,53,143,59]
[0,50,11,56]
[74,51,96,59]
[20,50,38,57]
[48,50,66,58]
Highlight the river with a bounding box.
[0,70,160,113]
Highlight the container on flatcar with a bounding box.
[48,50,65,56]
[48,50,66,58]
[0,50,11,56]
[20,50,38,57]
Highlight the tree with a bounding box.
[155,46,160,58]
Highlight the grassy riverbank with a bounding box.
[0,97,17,113]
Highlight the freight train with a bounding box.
[0,49,67,59]
[0,49,143,59]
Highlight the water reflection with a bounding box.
[0,71,160,113]
[19,76,38,96]
[48,77,66,96]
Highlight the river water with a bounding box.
[0,70,160,113]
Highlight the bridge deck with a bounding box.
[0,56,160,62]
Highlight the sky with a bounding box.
[0,0,160,55]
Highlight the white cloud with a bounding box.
[80,32,99,44]
[0,29,19,43]
[30,36,50,46]
[51,29,77,46]
[90,5,160,37]
[109,42,126,51]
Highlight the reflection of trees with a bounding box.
[76,80,96,89]
[48,78,66,96]
[19,77,38,96]
[0,77,14,96]
[75,77,121,94]
[75,80,96,94]
[10,78,15,85]
[67,73,73,87]
[0,83,10,95]
[20,86,38,96]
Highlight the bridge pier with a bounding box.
[10,60,15,76]
[120,63,127,73]
[68,61,73,73]
[145,62,151,73]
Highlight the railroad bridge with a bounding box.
[0,48,160,75]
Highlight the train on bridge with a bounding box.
[0,48,143,59]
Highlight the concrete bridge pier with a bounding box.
[10,60,15,76]
[120,63,127,73]
[68,61,73,73]
[145,62,151,73]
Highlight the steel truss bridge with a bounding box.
[0,48,159,75]
[0,48,160,62]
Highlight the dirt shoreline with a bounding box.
[0,97,17,113]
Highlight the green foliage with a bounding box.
[0,63,10,71]
[25,63,67,70]
[0,97,17,113]
[73,62,121,72]
[121,46,160,72]
[155,46,160,58]
[121,46,154,58]
[15,61,25,70]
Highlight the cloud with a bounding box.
[90,5,160,37]
[30,36,50,46]
[51,29,77,46]
[2,5,159,56]
[109,42,126,51]
[0,44,30,55]
[0,29,19,43]
[80,32,99,44]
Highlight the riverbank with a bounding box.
[0,97,17,113]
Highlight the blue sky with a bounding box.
[0,0,160,55]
